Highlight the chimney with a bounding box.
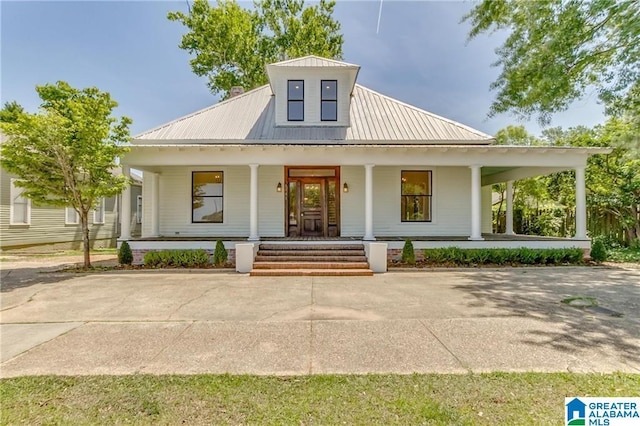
[229,86,244,98]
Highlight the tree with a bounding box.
[464,0,640,124]
[0,82,131,268]
[168,0,343,98]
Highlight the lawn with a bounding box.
[1,373,638,425]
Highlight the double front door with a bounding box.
[286,167,340,237]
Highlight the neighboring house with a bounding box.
[121,56,609,267]
[1,133,142,250]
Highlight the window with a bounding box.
[136,195,143,224]
[192,171,223,223]
[10,179,30,225]
[401,171,432,222]
[321,80,337,121]
[93,198,105,224]
[65,207,79,225]
[287,80,304,121]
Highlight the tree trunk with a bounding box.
[81,210,92,269]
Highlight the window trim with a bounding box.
[9,178,31,225]
[136,195,143,224]
[400,170,433,223]
[65,207,79,225]
[192,171,224,224]
[287,80,304,121]
[321,80,338,121]
[93,198,105,225]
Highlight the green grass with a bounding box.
[1,373,637,425]
[607,246,640,263]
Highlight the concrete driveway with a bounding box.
[1,258,639,377]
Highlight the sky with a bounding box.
[1,1,606,137]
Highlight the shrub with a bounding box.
[118,241,133,265]
[590,239,607,262]
[213,240,228,267]
[143,249,210,268]
[402,240,415,265]
[421,247,585,266]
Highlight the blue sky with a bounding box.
[1,1,605,137]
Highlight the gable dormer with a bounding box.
[266,56,360,127]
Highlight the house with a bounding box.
[566,398,586,423]
[1,132,143,250]
[120,55,609,272]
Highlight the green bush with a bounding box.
[143,249,210,268]
[402,240,415,265]
[213,240,228,267]
[118,241,133,265]
[422,247,585,266]
[590,239,607,262]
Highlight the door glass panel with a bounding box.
[288,182,297,225]
[303,184,321,208]
[328,181,336,225]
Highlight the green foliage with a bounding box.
[422,247,584,266]
[606,246,640,263]
[401,240,415,265]
[464,0,640,125]
[590,239,607,263]
[213,240,229,267]
[144,250,210,268]
[168,0,344,97]
[0,82,131,268]
[118,241,133,265]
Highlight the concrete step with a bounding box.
[249,268,374,277]
[257,250,366,257]
[253,262,370,270]
[259,244,365,251]
[254,255,369,262]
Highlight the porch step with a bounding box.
[250,269,374,277]
[250,243,374,276]
[253,262,370,270]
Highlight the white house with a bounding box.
[120,56,609,273]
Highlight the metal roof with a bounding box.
[135,84,494,143]
[269,55,359,68]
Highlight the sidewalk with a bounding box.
[1,257,639,377]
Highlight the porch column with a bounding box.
[575,166,587,239]
[364,164,375,241]
[150,172,160,237]
[248,164,259,241]
[469,165,484,241]
[120,165,132,240]
[505,180,514,235]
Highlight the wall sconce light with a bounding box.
[343,182,349,193]
[276,182,282,192]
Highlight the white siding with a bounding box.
[367,166,472,237]
[258,166,285,237]
[340,166,365,236]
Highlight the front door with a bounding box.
[300,181,324,236]
[286,167,340,237]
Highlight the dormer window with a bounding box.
[321,80,337,121]
[287,80,304,121]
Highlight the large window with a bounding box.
[192,171,223,223]
[65,207,79,225]
[287,80,304,121]
[10,179,30,225]
[321,80,337,121]
[401,171,432,222]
